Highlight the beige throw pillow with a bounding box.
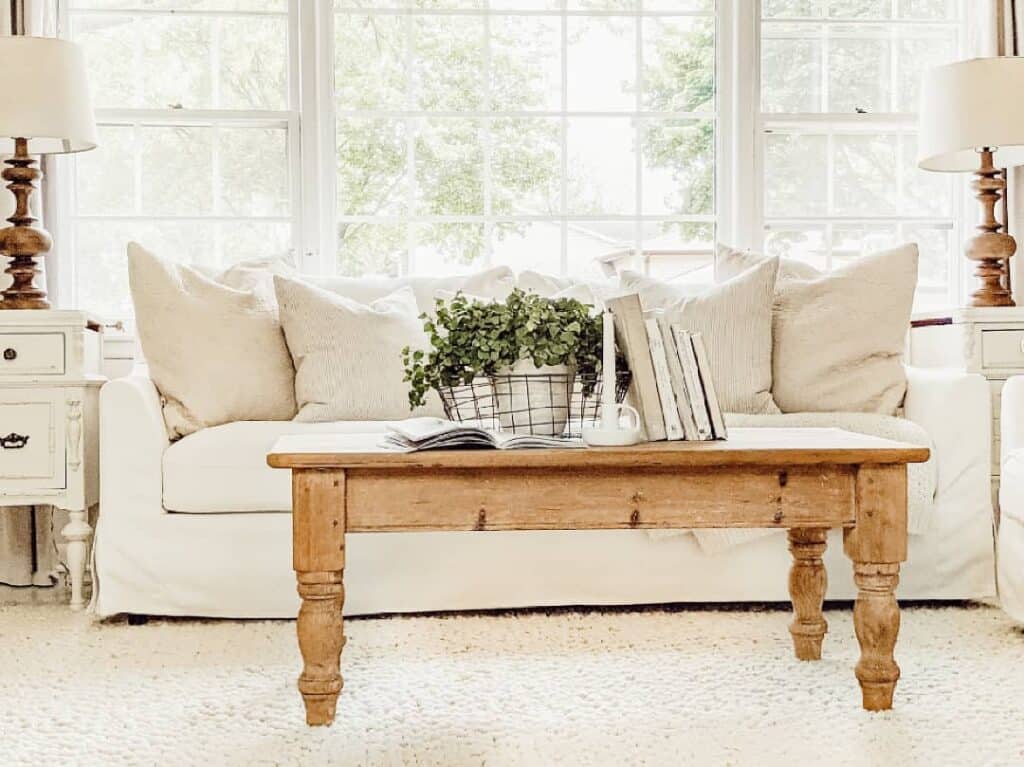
[622,258,780,415]
[127,243,297,440]
[274,276,444,422]
[770,244,918,415]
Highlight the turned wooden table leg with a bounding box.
[844,464,907,711]
[292,469,347,726]
[787,528,828,660]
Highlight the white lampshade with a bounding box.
[0,36,97,155]
[918,57,1024,173]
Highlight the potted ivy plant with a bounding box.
[402,289,604,436]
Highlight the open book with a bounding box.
[383,418,585,452]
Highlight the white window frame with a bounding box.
[735,0,968,308]
[55,0,314,310]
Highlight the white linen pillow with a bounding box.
[770,244,918,415]
[618,270,711,306]
[624,258,781,415]
[274,276,444,422]
[127,243,297,440]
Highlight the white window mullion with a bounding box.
[482,2,493,268]
[634,0,643,273]
[559,0,569,276]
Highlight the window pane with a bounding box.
[491,16,561,112]
[217,16,288,110]
[75,125,135,216]
[140,16,213,109]
[73,15,135,109]
[901,134,952,217]
[898,0,958,19]
[492,118,561,216]
[832,224,898,261]
[764,226,828,270]
[412,224,487,274]
[828,0,890,18]
[566,118,636,215]
[218,127,290,217]
[492,222,562,274]
[71,1,286,9]
[337,118,408,216]
[413,16,484,111]
[139,126,213,216]
[415,120,484,215]
[763,0,826,16]
[641,119,714,216]
[896,26,958,112]
[216,222,292,265]
[902,224,950,287]
[567,17,636,112]
[336,14,407,112]
[642,16,715,113]
[568,220,634,277]
[764,133,827,218]
[338,224,406,276]
[761,24,823,112]
[827,26,890,113]
[833,133,897,216]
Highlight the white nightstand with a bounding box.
[0,310,105,609]
[910,307,1024,514]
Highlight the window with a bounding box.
[61,0,972,316]
[63,0,298,318]
[758,0,964,309]
[333,0,718,282]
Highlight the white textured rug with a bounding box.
[2,604,1023,766]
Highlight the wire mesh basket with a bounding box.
[438,370,632,438]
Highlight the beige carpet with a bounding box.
[2,603,1023,766]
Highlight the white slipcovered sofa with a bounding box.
[92,365,996,618]
[997,375,1024,622]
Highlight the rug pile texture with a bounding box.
[1,604,1022,765]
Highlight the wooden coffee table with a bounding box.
[268,427,929,727]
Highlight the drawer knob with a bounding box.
[2,348,16,361]
[0,432,29,449]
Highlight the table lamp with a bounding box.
[0,35,96,309]
[918,57,1024,308]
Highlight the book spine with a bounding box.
[608,295,667,441]
[657,317,698,440]
[671,326,713,441]
[645,318,685,440]
[691,332,728,440]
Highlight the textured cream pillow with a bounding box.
[127,243,297,439]
[623,258,781,415]
[771,244,918,415]
[274,276,444,422]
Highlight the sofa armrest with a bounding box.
[903,366,991,499]
[1000,376,1024,464]
[99,372,169,519]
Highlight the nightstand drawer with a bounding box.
[0,333,65,376]
[981,329,1024,369]
[0,397,64,487]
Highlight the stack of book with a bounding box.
[606,294,727,442]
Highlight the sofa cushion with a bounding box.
[163,420,391,513]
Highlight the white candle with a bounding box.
[602,310,616,417]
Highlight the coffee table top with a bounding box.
[268,427,929,470]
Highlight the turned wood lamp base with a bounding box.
[0,138,51,310]
[968,148,1015,308]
